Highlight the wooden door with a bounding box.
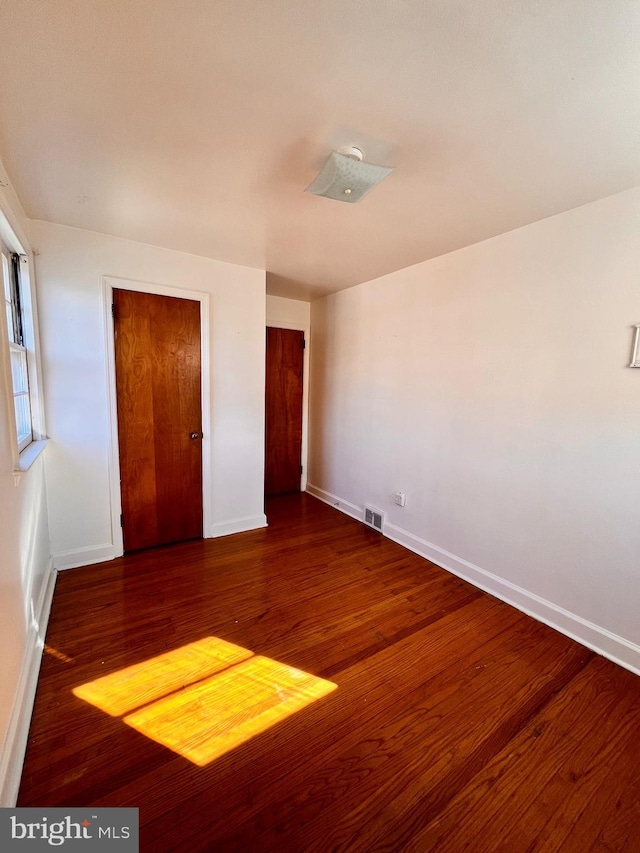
[265,327,304,496]
[113,289,203,551]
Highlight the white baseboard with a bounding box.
[208,514,268,539]
[305,484,362,522]
[0,559,57,806]
[54,543,117,571]
[54,514,272,566]
[307,485,640,678]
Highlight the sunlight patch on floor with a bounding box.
[73,637,337,765]
[44,644,74,663]
[73,636,252,716]
[124,655,336,765]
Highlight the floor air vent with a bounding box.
[364,506,384,533]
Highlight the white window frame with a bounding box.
[0,218,46,469]
[3,250,32,451]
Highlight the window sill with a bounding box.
[13,438,49,486]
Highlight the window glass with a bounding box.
[2,247,32,450]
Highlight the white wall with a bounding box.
[309,185,640,673]
[266,295,310,329]
[266,295,311,491]
[32,220,267,569]
[0,170,54,805]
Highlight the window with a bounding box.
[2,248,33,451]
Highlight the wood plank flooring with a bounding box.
[19,494,640,851]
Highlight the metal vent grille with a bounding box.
[364,506,384,532]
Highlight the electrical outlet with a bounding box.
[394,491,406,507]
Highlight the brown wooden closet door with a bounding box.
[114,289,203,551]
[265,327,304,496]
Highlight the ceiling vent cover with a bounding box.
[364,505,384,533]
[305,148,393,203]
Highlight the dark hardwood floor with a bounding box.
[19,494,640,851]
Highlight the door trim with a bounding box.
[103,276,212,557]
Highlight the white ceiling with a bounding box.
[1,1,639,301]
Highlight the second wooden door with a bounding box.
[114,288,203,551]
[265,327,304,496]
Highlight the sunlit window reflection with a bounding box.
[73,637,337,766]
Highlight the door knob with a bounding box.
[190,431,201,439]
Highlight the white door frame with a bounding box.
[103,275,212,556]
